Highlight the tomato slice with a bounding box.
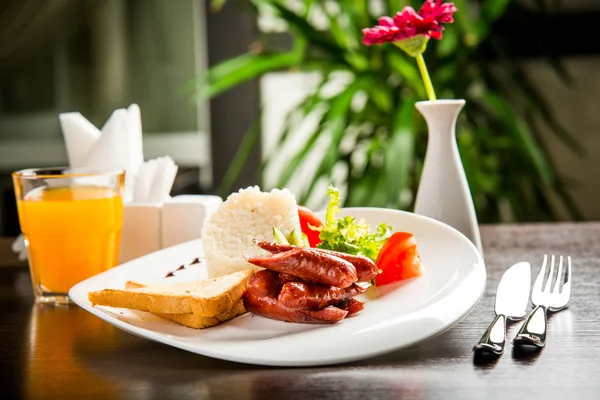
[375,232,423,286]
[297,205,323,247]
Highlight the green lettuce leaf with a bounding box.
[317,185,392,261]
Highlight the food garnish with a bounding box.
[375,232,423,285]
[272,227,290,245]
[316,186,392,262]
[272,226,308,247]
[297,205,323,247]
[312,185,423,286]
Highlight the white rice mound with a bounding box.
[201,186,301,278]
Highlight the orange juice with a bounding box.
[17,186,123,293]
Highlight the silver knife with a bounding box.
[473,262,531,355]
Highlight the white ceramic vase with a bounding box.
[413,99,483,254]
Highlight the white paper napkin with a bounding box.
[132,156,178,203]
[14,104,180,260]
[146,157,178,203]
[58,103,179,203]
[60,113,101,167]
[60,104,144,201]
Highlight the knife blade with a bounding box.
[495,261,531,319]
[473,262,531,355]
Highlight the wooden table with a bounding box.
[1,223,599,399]
[0,237,27,268]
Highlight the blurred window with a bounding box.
[0,0,211,186]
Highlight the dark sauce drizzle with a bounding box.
[164,258,202,278]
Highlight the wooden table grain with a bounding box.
[0,237,27,268]
[1,223,599,399]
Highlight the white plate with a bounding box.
[70,208,486,367]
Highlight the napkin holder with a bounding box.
[119,195,222,263]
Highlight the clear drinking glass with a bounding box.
[13,167,125,305]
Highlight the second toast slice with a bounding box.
[123,280,247,329]
[155,301,246,329]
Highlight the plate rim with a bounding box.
[69,208,486,366]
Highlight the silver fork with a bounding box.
[512,255,572,348]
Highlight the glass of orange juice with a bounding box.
[13,167,125,305]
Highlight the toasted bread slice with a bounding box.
[123,280,246,329]
[156,301,246,329]
[88,270,252,317]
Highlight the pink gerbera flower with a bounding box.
[362,0,457,46]
[361,0,458,101]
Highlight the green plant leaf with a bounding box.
[366,79,393,112]
[202,51,302,99]
[274,123,325,189]
[299,144,339,205]
[321,3,357,51]
[275,73,331,154]
[432,60,459,84]
[263,1,350,66]
[276,76,369,189]
[385,0,409,16]
[384,94,415,208]
[387,51,420,82]
[346,169,375,207]
[210,0,227,12]
[435,26,459,58]
[217,114,262,196]
[259,71,333,183]
[201,0,581,223]
[346,164,387,207]
[299,85,371,202]
[302,0,318,17]
[480,92,554,185]
[478,0,511,29]
[387,51,426,98]
[339,0,370,32]
[319,1,370,71]
[452,0,480,47]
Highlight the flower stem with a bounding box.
[416,54,436,101]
